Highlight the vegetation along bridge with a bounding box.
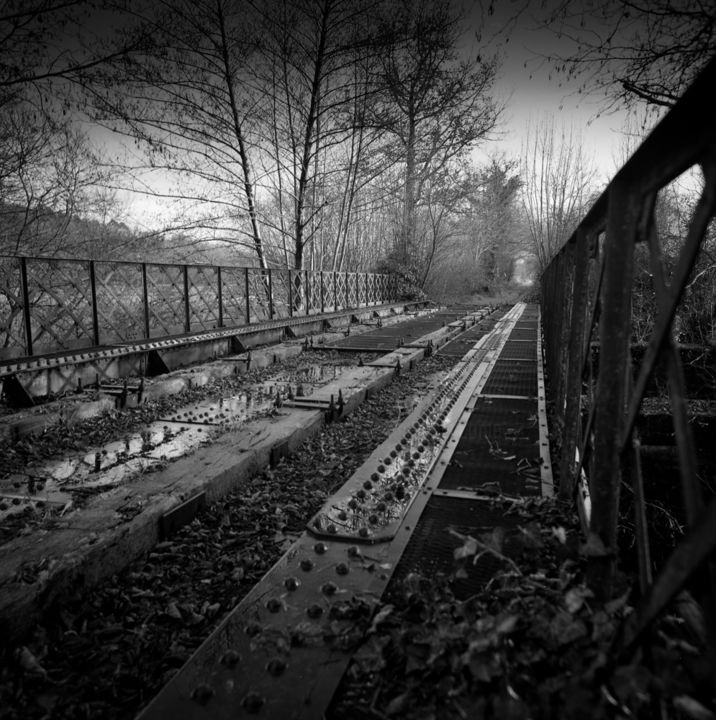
[1,47,716,720]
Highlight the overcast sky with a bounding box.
[463,0,638,186]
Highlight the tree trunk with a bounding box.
[294,0,330,273]
[216,0,267,272]
[402,115,416,260]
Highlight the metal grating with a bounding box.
[499,340,537,361]
[438,397,542,496]
[508,327,538,341]
[438,326,491,356]
[481,358,538,397]
[519,306,540,319]
[321,334,404,351]
[387,496,523,600]
[321,309,489,352]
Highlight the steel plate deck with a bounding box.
[436,315,499,357]
[319,307,490,352]
[137,306,519,720]
[137,304,552,720]
[307,353,494,543]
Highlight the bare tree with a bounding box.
[79,0,272,267]
[0,104,108,256]
[370,0,502,265]
[538,1,716,112]
[1,0,150,118]
[253,0,379,271]
[520,115,598,272]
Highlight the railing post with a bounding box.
[560,230,589,499]
[142,263,150,339]
[305,270,310,316]
[333,272,338,311]
[89,260,100,346]
[288,270,293,318]
[217,266,224,328]
[268,268,274,319]
[245,268,251,325]
[320,271,325,313]
[183,265,190,333]
[589,182,639,600]
[19,257,33,356]
[365,272,369,307]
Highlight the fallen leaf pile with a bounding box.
[327,496,714,720]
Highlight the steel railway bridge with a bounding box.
[1,55,715,720]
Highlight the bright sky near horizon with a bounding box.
[463,0,638,187]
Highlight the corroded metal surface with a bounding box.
[540,56,716,655]
[0,257,400,359]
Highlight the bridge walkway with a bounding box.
[138,301,552,719]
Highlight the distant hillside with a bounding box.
[0,201,149,260]
[0,202,257,266]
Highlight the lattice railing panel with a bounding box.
[247,269,271,322]
[365,274,375,304]
[357,273,367,307]
[540,56,716,683]
[288,270,305,315]
[375,274,389,304]
[334,273,347,310]
[346,273,358,307]
[305,271,321,314]
[271,269,291,319]
[221,267,247,327]
[321,272,335,311]
[95,262,144,343]
[0,255,400,356]
[146,264,186,336]
[188,265,220,331]
[0,258,25,357]
[27,259,94,352]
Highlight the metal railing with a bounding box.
[0,256,399,358]
[541,55,716,665]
